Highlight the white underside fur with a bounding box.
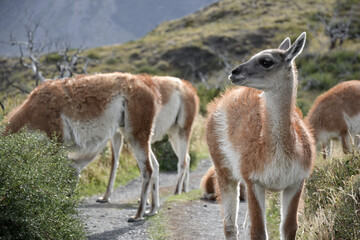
[62,95,125,171]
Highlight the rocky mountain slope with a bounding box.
[0,0,218,56]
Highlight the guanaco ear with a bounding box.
[278,37,291,50]
[284,32,306,65]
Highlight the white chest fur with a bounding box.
[250,146,310,191]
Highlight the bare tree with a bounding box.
[4,14,51,86]
[317,3,356,50]
[53,36,98,79]
[54,37,82,79]
[0,61,31,113]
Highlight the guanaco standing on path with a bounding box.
[206,33,315,239]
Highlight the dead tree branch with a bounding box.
[317,4,355,50]
[6,15,50,85]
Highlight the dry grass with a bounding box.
[266,142,360,239]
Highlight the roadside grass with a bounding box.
[78,144,140,197]
[165,189,203,203]
[298,149,360,239]
[266,142,360,239]
[148,189,203,240]
[148,208,172,240]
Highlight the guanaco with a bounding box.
[305,80,360,158]
[98,75,199,203]
[4,72,199,221]
[206,33,315,239]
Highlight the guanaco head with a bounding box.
[228,32,306,92]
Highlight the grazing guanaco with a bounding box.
[305,80,360,158]
[4,72,199,221]
[206,33,315,239]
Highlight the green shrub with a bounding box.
[87,52,100,60]
[152,136,178,171]
[105,58,117,65]
[196,84,222,115]
[135,65,161,75]
[266,192,281,239]
[298,50,360,91]
[129,51,141,61]
[44,53,62,64]
[152,135,197,172]
[0,130,85,240]
[296,98,311,116]
[155,61,169,71]
[105,57,123,65]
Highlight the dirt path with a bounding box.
[79,159,247,239]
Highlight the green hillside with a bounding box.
[1,0,359,102]
[85,0,360,88]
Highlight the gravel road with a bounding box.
[79,158,247,239]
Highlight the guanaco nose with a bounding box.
[231,66,242,76]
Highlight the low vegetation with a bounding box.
[148,189,203,240]
[299,152,360,239]
[0,130,85,240]
[265,144,360,239]
[78,144,140,197]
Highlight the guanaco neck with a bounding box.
[262,65,298,153]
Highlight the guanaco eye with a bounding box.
[259,58,274,68]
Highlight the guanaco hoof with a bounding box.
[96,198,109,203]
[128,216,144,222]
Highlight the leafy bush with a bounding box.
[135,65,161,75]
[105,57,123,65]
[152,136,197,171]
[105,58,117,65]
[44,53,62,64]
[298,50,360,91]
[0,130,85,240]
[151,114,209,172]
[152,136,178,171]
[87,52,100,60]
[296,98,311,116]
[196,84,222,115]
[155,61,170,71]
